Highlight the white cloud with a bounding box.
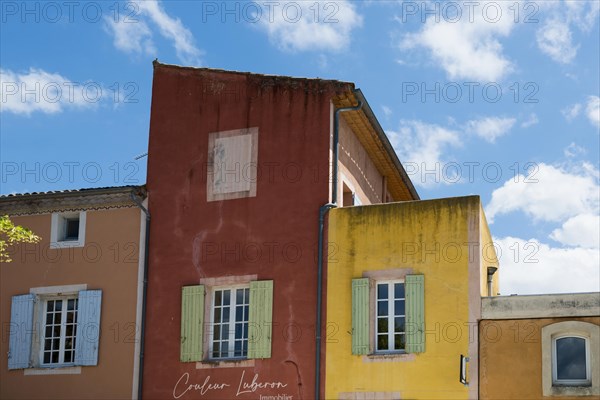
[521,113,539,128]
[536,18,578,64]
[550,214,600,248]
[562,103,582,121]
[486,162,599,223]
[104,0,201,65]
[0,68,100,115]
[535,1,599,63]
[400,1,515,81]
[104,15,155,56]
[388,120,461,187]
[564,142,586,158]
[494,236,600,295]
[381,105,392,118]
[563,0,600,32]
[256,1,363,52]
[585,95,600,128]
[465,116,516,143]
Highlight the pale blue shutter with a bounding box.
[405,275,425,353]
[8,294,35,370]
[75,290,102,366]
[351,278,370,355]
[248,280,273,359]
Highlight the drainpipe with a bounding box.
[131,191,150,400]
[314,95,363,400]
[486,266,497,297]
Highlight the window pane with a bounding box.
[55,312,61,325]
[235,323,243,339]
[67,299,75,310]
[65,219,79,239]
[556,337,587,380]
[47,301,54,312]
[44,339,52,351]
[214,308,221,322]
[394,334,406,350]
[221,341,229,356]
[394,317,405,333]
[377,335,388,350]
[378,318,388,333]
[55,300,62,312]
[221,325,228,340]
[64,351,73,363]
[377,300,388,316]
[395,300,405,316]
[234,340,242,357]
[223,308,230,323]
[223,290,230,306]
[236,289,244,304]
[51,352,59,364]
[377,284,388,300]
[43,352,50,364]
[394,283,405,299]
[215,291,222,306]
[212,342,220,358]
[236,305,243,321]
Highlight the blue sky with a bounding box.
[1,0,599,295]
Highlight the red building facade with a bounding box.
[142,62,416,400]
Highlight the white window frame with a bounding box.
[552,334,591,386]
[39,296,79,367]
[50,211,86,248]
[541,321,600,397]
[27,284,87,375]
[208,284,250,360]
[375,279,406,354]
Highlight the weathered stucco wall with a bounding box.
[325,196,484,399]
[0,207,142,399]
[479,316,600,399]
[144,64,353,399]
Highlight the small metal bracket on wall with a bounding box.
[460,355,470,386]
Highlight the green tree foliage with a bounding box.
[0,215,41,263]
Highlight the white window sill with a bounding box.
[50,240,84,249]
[548,385,598,397]
[24,366,81,375]
[196,359,255,369]
[362,352,416,363]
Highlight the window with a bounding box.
[42,297,78,365]
[553,335,590,386]
[210,286,250,359]
[8,286,102,371]
[206,127,258,202]
[180,279,273,363]
[352,274,424,356]
[50,211,86,248]
[541,321,599,396]
[375,281,405,352]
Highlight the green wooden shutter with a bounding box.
[248,280,273,359]
[180,285,204,362]
[351,278,370,355]
[405,274,425,353]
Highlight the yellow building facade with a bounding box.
[325,196,498,399]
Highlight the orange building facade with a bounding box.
[0,186,148,399]
[480,293,600,399]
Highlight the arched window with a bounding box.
[552,335,591,386]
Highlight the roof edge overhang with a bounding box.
[0,186,146,216]
[333,90,420,201]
